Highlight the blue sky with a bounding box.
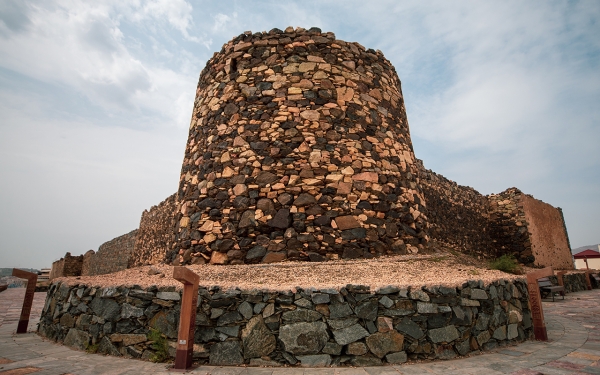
[0,1,598,269]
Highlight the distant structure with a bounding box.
[51,27,574,278]
[573,247,600,269]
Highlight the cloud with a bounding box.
[129,0,208,44]
[0,0,31,36]
[0,0,204,127]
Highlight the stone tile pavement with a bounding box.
[0,287,599,375]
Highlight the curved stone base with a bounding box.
[38,278,533,366]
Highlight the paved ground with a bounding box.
[0,288,599,375]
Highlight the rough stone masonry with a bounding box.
[50,27,574,276]
[171,26,430,266]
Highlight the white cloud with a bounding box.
[0,0,202,126]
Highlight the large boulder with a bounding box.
[365,331,404,358]
[241,316,276,359]
[279,321,329,355]
[63,328,89,350]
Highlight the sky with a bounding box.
[0,1,598,269]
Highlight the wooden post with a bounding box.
[172,267,199,370]
[11,269,38,334]
[526,267,554,341]
[556,271,566,296]
[585,270,592,290]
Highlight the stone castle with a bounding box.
[51,27,573,278]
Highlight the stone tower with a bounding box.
[171,27,429,265]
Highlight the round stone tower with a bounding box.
[171,27,429,266]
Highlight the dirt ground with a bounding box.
[54,247,537,291]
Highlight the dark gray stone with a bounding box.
[120,303,144,319]
[365,331,404,358]
[256,171,278,186]
[493,325,507,340]
[329,303,353,319]
[293,193,317,206]
[438,286,457,296]
[470,289,488,300]
[294,298,313,308]
[327,317,358,330]
[129,289,154,300]
[350,355,382,366]
[297,354,332,367]
[239,210,257,228]
[355,299,378,321]
[428,313,450,329]
[386,351,407,364]
[246,246,266,260]
[216,326,240,337]
[98,336,120,356]
[377,286,400,294]
[395,317,424,340]
[483,340,498,351]
[242,316,276,359]
[90,297,120,321]
[156,291,180,301]
[238,301,253,320]
[476,330,491,346]
[455,339,470,356]
[409,290,429,302]
[379,296,394,308]
[435,343,457,359]
[209,341,243,365]
[322,342,342,355]
[268,208,291,228]
[332,324,369,345]
[148,310,179,338]
[279,321,329,355]
[282,309,322,323]
[223,102,239,116]
[63,328,89,350]
[507,324,518,339]
[217,311,243,326]
[475,313,491,330]
[417,302,438,314]
[282,351,297,365]
[311,293,330,304]
[428,325,460,343]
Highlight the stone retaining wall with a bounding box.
[130,194,177,267]
[38,279,533,366]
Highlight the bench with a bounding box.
[538,277,564,301]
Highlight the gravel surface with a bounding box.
[55,251,535,291]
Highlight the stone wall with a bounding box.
[38,278,532,366]
[418,162,493,258]
[488,189,573,269]
[551,272,589,293]
[85,230,138,276]
[521,195,573,269]
[49,253,83,280]
[81,250,95,277]
[172,27,428,266]
[130,194,177,267]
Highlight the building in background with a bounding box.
[574,245,600,269]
